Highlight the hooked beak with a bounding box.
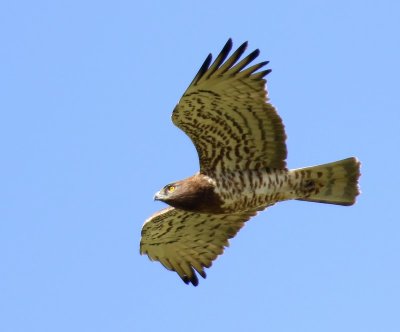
[153,191,163,201]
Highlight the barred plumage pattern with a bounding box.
[140,39,361,286]
[141,207,257,286]
[172,39,287,174]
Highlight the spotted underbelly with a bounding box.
[213,169,294,212]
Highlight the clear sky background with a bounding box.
[1,1,399,331]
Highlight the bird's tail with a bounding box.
[291,157,361,206]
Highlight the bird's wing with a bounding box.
[140,207,257,286]
[172,39,287,175]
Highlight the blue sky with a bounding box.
[1,1,399,331]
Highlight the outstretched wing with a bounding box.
[172,39,287,175]
[140,207,257,286]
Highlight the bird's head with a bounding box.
[154,182,183,203]
[153,175,222,213]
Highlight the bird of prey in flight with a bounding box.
[140,39,361,286]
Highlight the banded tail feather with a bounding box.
[292,157,361,206]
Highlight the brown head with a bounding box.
[154,174,224,213]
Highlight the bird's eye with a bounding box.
[167,185,176,193]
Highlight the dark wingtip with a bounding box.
[221,39,233,58]
[181,276,190,285]
[225,38,233,51]
[180,273,200,286]
[262,68,272,77]
[190,274,199,287]
[245,48,260,65]
[252,48,260,58]
[202,53,213,72]
[190,53,212,86]
[237,40,249,55]
[180,270,206,286]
